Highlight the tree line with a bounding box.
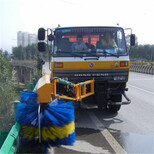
[129,44,154,62]
[125,35,153,62]
[11,43,154,62]
[0,49,11,60]
[12,44,48,60]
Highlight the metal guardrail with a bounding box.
[9,60,36,69]
[0,122,20,154]
[130,62,154,75]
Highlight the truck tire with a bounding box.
[108,95,122,112]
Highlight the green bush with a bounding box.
[0,55,17,131]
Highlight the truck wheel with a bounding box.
[108,95,122,112]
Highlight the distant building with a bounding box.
[17,31,37,47]
[17,31,23,46]
[22,32,29,47]
[28,33,37,45]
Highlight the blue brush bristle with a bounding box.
[20,92,37,105]
[17,101,74,127]
[17,103,39,127]
[17,92,75,147]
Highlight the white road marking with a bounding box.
[88,111,127,154]
[129,78,154,81]
[61,140,109,153]
[127,84,154,95]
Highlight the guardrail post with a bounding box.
[14,101,20,122]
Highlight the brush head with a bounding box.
[17,92,75,147]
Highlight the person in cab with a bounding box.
[72,34,88,52]
[97,32,117,49]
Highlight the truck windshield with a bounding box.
[54,27,127,57]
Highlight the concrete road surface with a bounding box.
[43,63,154,154]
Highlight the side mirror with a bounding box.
[130,34,135,46]
[38,42,46,52]
[48,34,54,41]
[38,28,46,40]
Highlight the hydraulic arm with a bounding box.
[37,75,94,104]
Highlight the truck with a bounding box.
[37,26,135,112]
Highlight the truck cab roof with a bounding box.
[54,26,123,29]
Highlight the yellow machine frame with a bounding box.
[37,75,94,103]
[51,78,94,101]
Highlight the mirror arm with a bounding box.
[124,28,132,34]
[47,28,53,71]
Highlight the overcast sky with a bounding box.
[0,0,154,53]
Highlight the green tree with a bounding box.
[0,55,17,131]
[129,44,154,62]
[13,46,24,60]
[25,45,31,60]
[13,44,49,61]
[0,49,3,55]
[31,44,37,60]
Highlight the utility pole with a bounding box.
[151,45,154,62]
